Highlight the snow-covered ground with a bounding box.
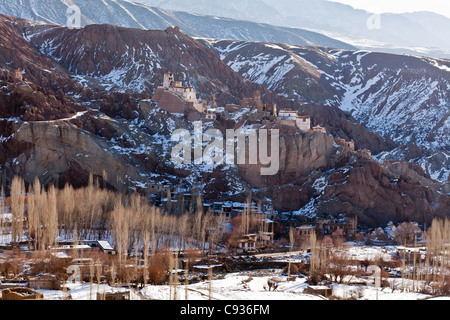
[38,283,142,300]
[2,237,449,301]
[33,268,450,301]
[141,272,323,301]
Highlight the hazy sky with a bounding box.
[329,0,450,18]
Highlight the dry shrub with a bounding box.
[283,263,299,275]
[424,277,450,296]
[30,256,71,279]
[116,263,135,285]
[325,253,355,284]
[147,252,170,285]
[0,259,22,278]
[307,270,326,285]
[263,279,279,291]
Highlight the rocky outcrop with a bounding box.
[238,126,337,188]
[0,120,144,190]
[0,15,86,96]
[320,159,450,227]
[383,160,450,194]
[0,74,86,121]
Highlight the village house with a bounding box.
[81,240,115,255]
[235,225,275,254]
[335,138,355,152]
[97,291,130,301]
[315,218,355,237]
[148,183,172,194]
[305,285,333,298]
[231,202,259,216]
[277,109,311,132]
[236,234,258,254]
[52,240,115,255]
[312,125,327,134]
[211,202,233,218]
[28,275,61,290]
[296,225,316,237]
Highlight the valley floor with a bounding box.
[2,244,449,301]
[16,269,449,301]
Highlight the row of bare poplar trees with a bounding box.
[0,175,227,261]
[305,219,450,295]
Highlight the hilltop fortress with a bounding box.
[151,72,321,133]
[151,72,207,115]
[150,72,337,138]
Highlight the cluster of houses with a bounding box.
[0,238,120,299]
[145,181,359,254]
[149,72,357,153]
[150,72,316,129]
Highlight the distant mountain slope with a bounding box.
[205,39,450,153]
[203,38,450,182]
[0,0,355,50]
[140,0,450,59]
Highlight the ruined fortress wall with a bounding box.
[296,118,311,132]
[152,88,186,114]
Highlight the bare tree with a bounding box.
[10,176,25,244]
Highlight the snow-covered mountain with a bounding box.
[205,39,450,151]
[203,39,450,182]
[140,0,450,59]
[21,22,286,107]
[0,0,354,50]
[1,14,448,226]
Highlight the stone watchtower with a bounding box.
[163,72,175,88]
[13,68,23,82]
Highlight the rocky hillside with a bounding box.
[203,39,450,182]
[0,14,448,227]
[23,22,286,107]
[0,15,87,97]
[206,39,450,151]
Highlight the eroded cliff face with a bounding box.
[237,127,337,189]
[320,159,450,227]
[0,101,448,228]
[251,154,450,227]
[0,120,144,190]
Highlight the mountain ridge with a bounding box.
[0,0,356,51]
[140,0,450,59]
